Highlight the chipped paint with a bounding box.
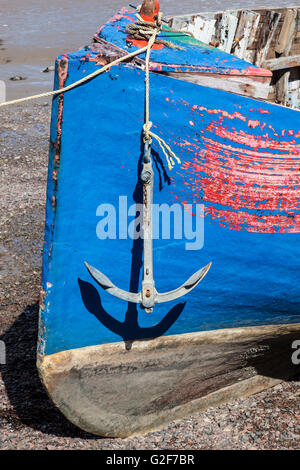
[38,55,69,353]
[169,97,300,233]
[96,9,271,77]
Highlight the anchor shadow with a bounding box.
[78,279,186,347]
[79,133,183,346]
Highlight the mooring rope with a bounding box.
[0,13,180,170]
[141,13,180,170]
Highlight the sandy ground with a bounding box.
[0,104,299,450]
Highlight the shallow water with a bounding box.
[0,0,297,99]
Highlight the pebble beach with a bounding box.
[0,0,300,451]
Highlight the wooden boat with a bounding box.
[38,3,300,437]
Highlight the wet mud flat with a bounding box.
[0,104,299,449]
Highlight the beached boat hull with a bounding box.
[38,324,300,437]
[38,9,300,436]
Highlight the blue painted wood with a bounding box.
[39,44,300,356]
[95,8,272,76]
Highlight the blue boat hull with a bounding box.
[37,16,300,435]
[39,60,300,356]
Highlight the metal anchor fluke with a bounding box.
[85,140,211,313]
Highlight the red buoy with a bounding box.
[140,0,160,23]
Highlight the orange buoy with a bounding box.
[140,0,160,23]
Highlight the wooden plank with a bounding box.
[276,70,290,104]
[255,11,281,66]
[288,90,300,107]
[169,7,300,63]
[215,10,285,59]
[234,11,261,60]
[243,13,261,63]
[275,9,297,105]
[163,71,271,84]
[296,9,300,32]
[275,8,297,54]
[263,54,300,70]
[218,12,238,53]
[164,71,273,100]
[170,15,217,44]
[210,12,222,47]
[170,16,190,32]
[194,16,216,43]
[244,13,261,56]
[233,10,253,58]
[169,7,300,83]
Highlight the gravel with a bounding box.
[0,103,299,450]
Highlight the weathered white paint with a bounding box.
[170,15,216,43]
[288,78,300,107]
[165,71,273,99]
[263,54,300,70]
[193,16,216,43]
[234,11,261,60]
[219,12,238,53]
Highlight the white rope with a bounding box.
[142,13,181,170]
[0,46,149,108]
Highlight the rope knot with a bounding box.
[126,12,183,50]
[144,124,181,171]
[126,13,162,45]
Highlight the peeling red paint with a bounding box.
[128,38,164,50]
[247,119,261,129]
[250,108,271,114]
[245,66,272,77]
[148,61,271,76]
[168,100,300,233]
[191,104,248,123]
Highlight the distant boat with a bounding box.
[38,4,300,437]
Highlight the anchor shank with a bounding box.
[141,140,156,312]
[84,134,212,312]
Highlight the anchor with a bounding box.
[85,140,211,313]
[85,0,211,312]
